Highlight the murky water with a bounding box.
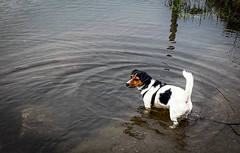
[0,0,240,153]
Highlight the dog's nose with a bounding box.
[126,83,129,87]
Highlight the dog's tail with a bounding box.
[183,70,194,103]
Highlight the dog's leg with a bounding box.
[169,107,180,129]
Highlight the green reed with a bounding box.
[166,0,240,30]
[206,0,240,29]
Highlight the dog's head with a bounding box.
[126,69,152,88]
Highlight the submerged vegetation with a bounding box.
[206,0,240,30]
[166,0,240,31]
[166,0,239,64]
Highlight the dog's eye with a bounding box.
[133,79,139,81]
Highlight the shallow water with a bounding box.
[0,0,240,153]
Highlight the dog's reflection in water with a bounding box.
[123,106,189,150]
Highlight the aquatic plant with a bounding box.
[166,0,240,31]
[166,0,207,18]
[205,0,240,31]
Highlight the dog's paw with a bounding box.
[169,125,177,129]
[141,108,151,117]
[143,109,150,114]
[169,121,179,129]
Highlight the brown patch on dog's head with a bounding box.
[127,74,143,87]
[126,69,152,88]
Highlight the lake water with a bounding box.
[0,0,239,153]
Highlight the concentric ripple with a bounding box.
[0,0,239,153]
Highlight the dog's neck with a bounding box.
[137,79,155,95]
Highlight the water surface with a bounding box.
[0,0,239,153]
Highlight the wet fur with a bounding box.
[126,69,194,129]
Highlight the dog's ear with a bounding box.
[140,72,152,83]
[131,69,139,74]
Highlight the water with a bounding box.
[0,0,239,153]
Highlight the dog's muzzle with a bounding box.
[126,83,130,87]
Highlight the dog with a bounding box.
[126,69,193,128]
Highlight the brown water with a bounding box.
[0,0,240,153]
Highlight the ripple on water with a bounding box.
[0,0,240,152]
[1,31,239,151]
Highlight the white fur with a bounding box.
[128,70,194,129]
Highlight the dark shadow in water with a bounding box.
[0,104,62,153]
[123,106,189,150]
[168,0,179,51]
[0,105,22,153]
[228,32,240,64]
[169,1,179,42]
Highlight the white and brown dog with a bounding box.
[126,69,193,128]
